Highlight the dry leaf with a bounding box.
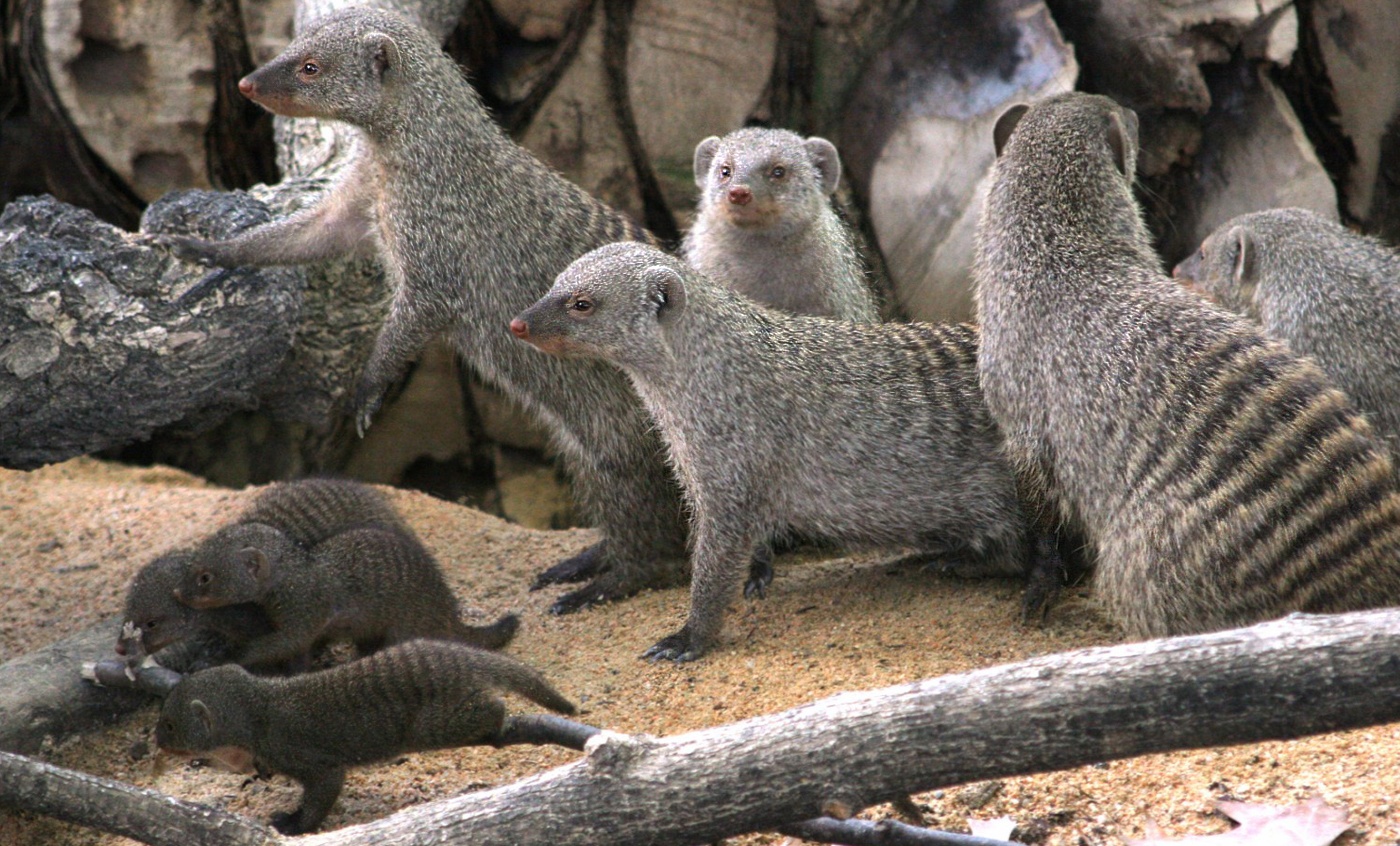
[968,815,1018,840]
[1125,795,1349,846]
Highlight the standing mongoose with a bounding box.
[117,550,277,670]
[510,242,1034,662]
[156,639,576,834]
[1173,207,1400,456]
[683,128,879,323]
[176,523,519,665]
[154,8,688,614]
[973,92,1400,638]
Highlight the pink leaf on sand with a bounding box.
[968,816,1017,840]
[1124,795,1349,846]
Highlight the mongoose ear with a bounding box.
[693,137,721,187]
[363,32,400,81]
[993,104,1030,157]
[804,137,842,195]
[238,548,272,583]
[1107,111,1136,178]
[646,266,687,324]
[190,699,213,733]
[1231,226,1257,292]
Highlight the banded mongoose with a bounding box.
[177,523,519,665]
[1173,207,1400,456]
[155,6,687,613]
[237,477,407,546]
[156,639,576,834]
[117,550,276,670]
[510,242,1033,662]
[684,128,878,323]
[973,92,1400,638]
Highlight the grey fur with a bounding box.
[177,522,519,665]
[1175,207,1400,457]
[157,639,574,834]
[974,92,1400,638]
[513,243,1032,662]
[683,128,877,323]
[159,7,687,612]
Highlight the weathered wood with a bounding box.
[8,610,1400,846]
[0,750,279,846]
[780,817,1026,846]
[0,194,302,470]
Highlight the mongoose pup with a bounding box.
[237,477,407,547]
[117,550,276,669]
[1174,207,1400,456]
[156,7,687,612]
[684,128,878,323]
[156,639,576,834]
[974,92,1400,638]
[176,524,519,666]
[511,242,1033,662]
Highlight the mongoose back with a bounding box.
[158,7,687,613]
[177,524,519,665]
[1174,207,1400,456]
[156,639,575,833]
[117,550,276,668]
[974,92,1400,638]
[511,242,1033,662]
[238,478,406,547]
[683,128,878,323]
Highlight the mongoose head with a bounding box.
[1173,208,1337,317]
[178,523,300,609]
[118,550,200,658]
[235,7,422,126]
[511,242,687,367]
[692,128,841,234]
[157,665,258,774]
[991,93,1141,185]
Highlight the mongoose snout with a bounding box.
[727,186,752,205]
[237,76,256,98]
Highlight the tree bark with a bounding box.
[7,610,1400,846]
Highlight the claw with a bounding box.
[549,582,611,615]
[743,549,774,600]
[532,543,607,590]
[641,629,704,663]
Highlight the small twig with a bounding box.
[83,657,184,698]
[780,816,1026,846]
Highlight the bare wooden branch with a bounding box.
[0,750,279,846]
[780,817,1026,846]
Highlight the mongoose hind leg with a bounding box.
[1020,533,1066,626]
[743,546,775,600]
[532,541,609,589]
[273,767,346,835]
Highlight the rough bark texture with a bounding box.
[7,610,1400,846]
[0,194,302,470]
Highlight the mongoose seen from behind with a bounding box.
[974,92,1400,638]
[1174,207,1400,456]
[511,242,1033,661]
[156,639,576,833]
[684,128,878,323]
[177,523,519,665]
[158,7,686,613]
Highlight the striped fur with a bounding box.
[239,478,405,548]
[516,243,1031,660]
[974,93,1400,638]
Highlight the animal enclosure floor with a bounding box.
[1,458,1397,845]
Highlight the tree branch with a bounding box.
[780,817,1026,846]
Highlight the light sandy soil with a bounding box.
[1,458,1397,845]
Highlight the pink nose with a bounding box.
[728,186,752,206]
[114,640,127,656]
[509,318,529,339]
[238,77,256,98]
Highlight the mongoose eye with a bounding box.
[145,619,159,630]
[770,165,786,179]
[197,571,212,586]
[300,61,320,77]
[719,165,731,181]
[569,297,594,314]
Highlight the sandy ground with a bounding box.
[1,458,1398,845]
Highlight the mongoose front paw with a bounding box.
[146,233,224,266]
[642,629,706,663]
[270,810,313,835]
[351,381,386,438]
[531,543,608,590]
[548,581,613,615]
